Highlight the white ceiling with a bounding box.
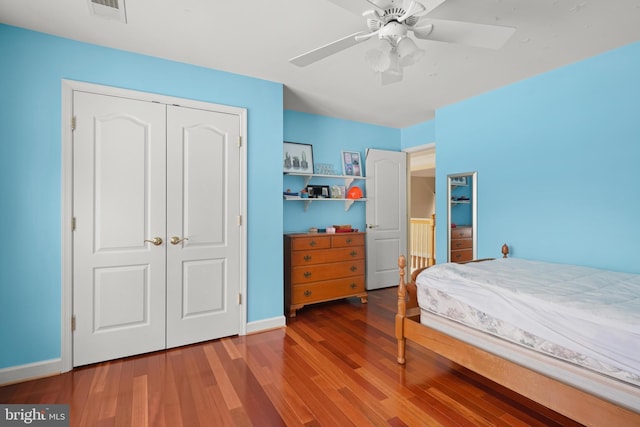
[1,0,640,128]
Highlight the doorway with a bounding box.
[408,144,436,273]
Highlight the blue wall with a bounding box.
[283,111,400,233]
[0,24,284,369]
[401,119,435,149]
[435,41,640,273]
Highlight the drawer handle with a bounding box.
[350,283,357,289]
[350,265,358,272]
[350,250,357,257]
[304,290,312,297]
[455,242,462,248]
[346,238,352,244]
[304,271,312,278]
[304,255,312,262]
[309,240,316,247]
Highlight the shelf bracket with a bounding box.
[344,200,355,211]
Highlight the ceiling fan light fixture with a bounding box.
[397,36,424,66]
[365,48,391,72]
[387,49,402,76]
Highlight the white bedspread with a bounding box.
[416,258,640,379]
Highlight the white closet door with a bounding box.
[165,106,241,347]
[73,92,167,366]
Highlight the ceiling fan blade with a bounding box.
[414,19,516,49]
[290,32,370,67]
[397,1,426,22]
[410,0,447,17]
[355,30,380,42]
[411,23,434,38]
[366,0,394,9]
[324,0,370,15]
[362,9,382,21]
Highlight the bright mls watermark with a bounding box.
[0,405,69,426]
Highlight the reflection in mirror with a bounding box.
[447,172,477,263]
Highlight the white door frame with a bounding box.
[60,80,248,372]
[403,142,436,264]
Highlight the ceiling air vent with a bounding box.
[88,0,127,23]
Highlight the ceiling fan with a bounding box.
[289,0,516,85]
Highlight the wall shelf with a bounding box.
[284,172,365,188]
[284,197,367,212]
[283,172,366,211]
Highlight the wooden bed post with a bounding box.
[502,243,509,258]
[396,255,407,364]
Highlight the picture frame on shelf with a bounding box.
[306,185,330,199]
[341,151,362,177]
[450,176,468,186]
[283,142,314,174]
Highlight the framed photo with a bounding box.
[341,151,362,177]
[306,185,330,199]
[283,142,314,174]
[450,176,468,186]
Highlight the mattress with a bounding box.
[415,258,640,387]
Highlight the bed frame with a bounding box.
[395,246,640,426]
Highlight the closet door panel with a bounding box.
[72,92,167,366]
[166,106,241,347]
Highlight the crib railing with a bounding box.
[409,214,435,272]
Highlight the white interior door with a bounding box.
[73,92,167,366]
[365,149,407,290]
[165,106,240,347]
[73,90,243,366]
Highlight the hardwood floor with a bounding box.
[0,287,584,426]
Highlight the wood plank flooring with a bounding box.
[0,287,584,426]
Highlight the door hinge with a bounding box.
[237,215,242,226]
[71,116,76,131]
[237,136,242,148]
[71,315,76,332]
[72,217,76,231]
[238,293,242,305]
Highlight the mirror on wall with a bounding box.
[447,172,477,263]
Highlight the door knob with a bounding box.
[367,224,378,229]
[144,237,163,246]
[170,236,189,245]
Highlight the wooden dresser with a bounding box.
[284,232,368,317]
[450,226,473,263]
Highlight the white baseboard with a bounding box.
[0,318,286,385]
[246,315,286,334]
[0,359,62,386]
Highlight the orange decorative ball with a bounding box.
[346,187,363,199]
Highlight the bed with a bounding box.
[395,245,640,426]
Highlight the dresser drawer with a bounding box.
[291,246,365,266]
[451,249,473,263]
[332,234,365,248]
[291,260,365,283]
[291,235,331,251]
[292,276,365,305]
[450,238,472,250]
[451,227,472,239]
